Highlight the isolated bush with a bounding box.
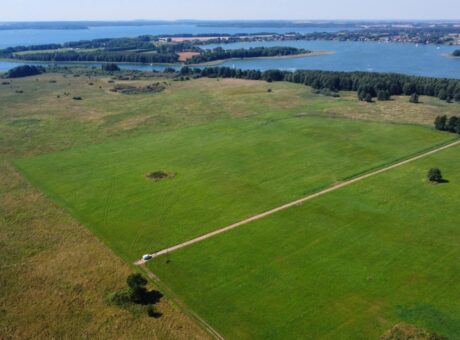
[409,93,419,103]
[427,168,443,183]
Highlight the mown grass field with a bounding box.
[14,115,453,261]
[150,144,460,339]
[2,71,460,338]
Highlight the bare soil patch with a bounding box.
[178,51,201,62]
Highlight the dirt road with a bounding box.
[136,139,460,265]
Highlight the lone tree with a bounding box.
[427,168,443,183]
[409,93,419,103]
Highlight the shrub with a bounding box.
[101,63,120,72]
[409,93,419,103]
[427,168,443,183]
[107,289,131,306]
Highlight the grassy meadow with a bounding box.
[14,116,453,261]
[150,144,460,339]
[2,70,460,338]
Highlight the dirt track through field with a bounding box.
[136,139,460,265]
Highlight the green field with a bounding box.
[4,73,460,338]
[15,115,453,262]
[150,144,460,339]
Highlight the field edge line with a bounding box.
[138,264,225,340]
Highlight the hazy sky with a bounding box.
[2,0,460,21]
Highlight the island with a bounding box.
[0,36,323,66]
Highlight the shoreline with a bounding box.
[0,50,335,69]
[186,50,335,66]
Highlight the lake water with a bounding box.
[0,24,350,49]
[0,24,459,78]
[202,40,460,79]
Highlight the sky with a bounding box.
[2,0,460,21]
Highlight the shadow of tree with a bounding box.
[139,289,163,306]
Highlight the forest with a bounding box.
[185,46,309,64]
[181,66,460,102]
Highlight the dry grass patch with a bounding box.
[322,92,460,125]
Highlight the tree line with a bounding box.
[10,51,180,64]
[0,36,200,64]
[434,115,460,134]
[180,67,460,103]
[185,46,309,64]
[5,65,45,78]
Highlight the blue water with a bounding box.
[202,40,460,79]
[0,24,350,48]
[0,24,459,78]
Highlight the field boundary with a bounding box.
[136,138,460,264]
[138,264,224,340]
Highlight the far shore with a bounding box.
[0,50,335,69]
[186,50,335,66]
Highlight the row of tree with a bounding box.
[434,115,460,134]
[11,51,180,64]
[180,67,460,103]
[185,46,309,64]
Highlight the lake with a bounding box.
[0,24,351,48]
[0,24,459,78]
[202,40,460,79]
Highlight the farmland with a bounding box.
[14,115,453,261]
[150,143,460,339]
[2,69,460,338]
